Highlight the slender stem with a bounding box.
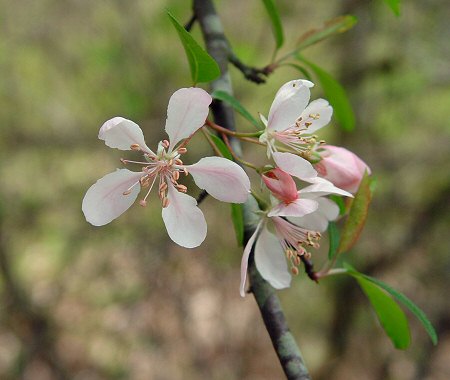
[200,127,224,157]
[193,1,311,378]
[221,133,259,172]
[206,119,262,138]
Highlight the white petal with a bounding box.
[187,157,250,203]
[300,99,333,134]
[98,117,152,153]
[300,177,353,197]
[165,88,212,150]
[273,152,317,180]
[267,79,313,132]
[268,198,318,218]
[82,169,142,226]
[288,198,339,232]
[255,227,291,290]
[162,184,207,248]
[240,221,263,297]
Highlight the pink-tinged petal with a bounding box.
[262,168,298,203]
[315,145,371,193]
[99,117,152,153]
[300,177,353,198]
[255,227,291,290]
[82,169,142,226]
[240,221,263,297]
[162,184,207,248]
[288,198,339,232]
[299,99,333,134]
[268,198,318,218]
[273,152,317,180]
[165,88,212,150]
[259,113,268,127]
[267,79,314,132]
[187,157,250,203]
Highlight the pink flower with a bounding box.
[315,145,371,193]
[259,79,333,157]
[239,173,352,296]
[82,87,250,248]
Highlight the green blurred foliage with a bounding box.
[0,1,449,379]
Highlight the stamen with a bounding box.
[172,171,180,181]
[162,197,170,208]
[130,144,141,151]
[177,147,187,154]
[162,140,170,149]
[309,113,320,120]
[175,158,183,165]
[176,184,187,192]
[291,267,299,275]
[139,200,147,207]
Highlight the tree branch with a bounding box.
[193,1,311,378]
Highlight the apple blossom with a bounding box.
[259,79,332,159]
[315,145,371,193]
[240,169,352,296]
[82,87,250,248]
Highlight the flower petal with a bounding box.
[268,198,318,218]
[300,177,353,198]
[82,169,142,226]
[187,157,250,203]
[273,152,317,180]
[288,198,339,232]
[99,117,152,153]
[240,221,263,297]
[162,183,207,248]
[255,227,291,290]
[299,99,333,134]
[262,168,298,204]
[165,88,212,150]
[267,79,314,132]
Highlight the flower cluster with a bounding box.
[82,80,370,295]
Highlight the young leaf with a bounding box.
[295,15,358,52]
[338,171,374,254]
[261,0,284,50]
[356,275,411,349]
[211,90,261,130]
[231,203,244,246]
[168,12,220,84]
[358,273,438,346]
[327,221,340,260]
[300,58,355,131]
[208,133,233,160]
[383,0,401,17]
[284,63,313,81]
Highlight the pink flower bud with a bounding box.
[262,168,298,204]
[315,145,370,193]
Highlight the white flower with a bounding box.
[82,87,251,248]
[259,79,332,165]
[239,171,352,297]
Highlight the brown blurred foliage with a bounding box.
[0,0,449,379]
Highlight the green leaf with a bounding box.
[211,90,261,130]
[261,0,284,50]
[208,133,233,160]
[295,15,358,52]
[355,275,411,349]
[327,222,340,260]
[300,58,355,131]
[168,12,220,84]
[357,272,438,346]
[338,171,374,254]
[284,63,313,81]
[383,0,401,16]
[231,203,244,246]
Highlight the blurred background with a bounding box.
[0,0,449,379]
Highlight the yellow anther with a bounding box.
[130,144,141,151]
[122,189,132,196]
[177,147,187,154]
[291,267,299,275]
